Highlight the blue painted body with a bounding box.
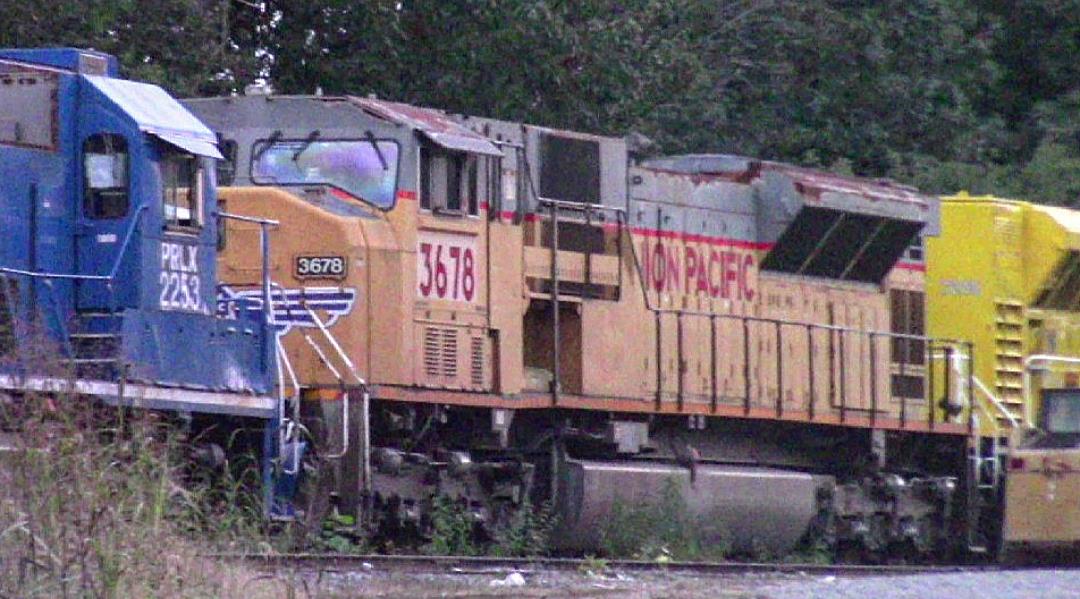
[0,48,274,400]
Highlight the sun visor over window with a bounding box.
[151,131,224,160]
[82,74,223,159]
[348,96,502,157]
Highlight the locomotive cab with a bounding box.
[0,48,274,412]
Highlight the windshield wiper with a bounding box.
[365,129,388,171]
[292,130,321,162]
[253,130,282,161]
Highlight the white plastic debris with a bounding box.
[361,562,373,571]
[490,572,526,587]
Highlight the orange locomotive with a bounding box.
[186,95,980,558]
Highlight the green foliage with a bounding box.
[311,512,368,554]
[0,0,259,96]
[578,555,610,576]
[0,396,272,597]
[783,537,834,565]
[492,498,556,558]
[421,495,480,556]
[599,478,730,562]
[8,0,1080,199]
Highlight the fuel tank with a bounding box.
[555,458,831,554]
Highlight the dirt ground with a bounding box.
[242,566,810,598]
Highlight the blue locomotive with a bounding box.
[0,48,291,507]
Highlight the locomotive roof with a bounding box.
[642,153,928,205]
[348,97,501,157]
[185,94,501,157]
[641,153,933,226]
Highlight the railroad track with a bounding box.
[210,552,998,577]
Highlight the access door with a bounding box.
[76,131,136,311]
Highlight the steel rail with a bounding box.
[207,552,1006,577]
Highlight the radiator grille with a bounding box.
[441,329,457,377]
[470,336,485,387]
[423,327,458,378]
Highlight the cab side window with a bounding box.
[162,151,203,229]
[83,133,129,219]
[420,146,477,215]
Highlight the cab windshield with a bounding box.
[251,139,399,209]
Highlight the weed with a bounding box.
[578,554,609,577]
[783,537,834,565]
[492,497,556,558]
[421,495,480,556]
[0,391,277,597]
[599,477,730,562]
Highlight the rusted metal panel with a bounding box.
[348,96,501,156]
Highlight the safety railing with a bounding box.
[933,350,1013,494]
[217,211,279,372]
[275,331,304,476]
[1023,354,1080,427]
[537,197,627,404]
[648,308,971,429]
[300,301,372,516]
[610,218,975,432]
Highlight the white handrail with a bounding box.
[1023,354,1080,427]
[970,374,1018,430]
[302,305,372,509]
[275,335,303,475]
[303,306,366,386]
[933,349,1019,430]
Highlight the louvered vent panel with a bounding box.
[423,327,442,377]
[993,301,1024,407]
[470,336,485,387]
[441,328,458,377]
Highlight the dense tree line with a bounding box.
[5,0,1080,203]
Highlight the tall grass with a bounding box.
[0,391,282,598]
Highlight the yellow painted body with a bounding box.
[927,194,1080,434]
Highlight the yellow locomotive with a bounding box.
[927,193,1080,558]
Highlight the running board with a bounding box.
[0,373,276,418]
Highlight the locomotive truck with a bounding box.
[187,93,982,559]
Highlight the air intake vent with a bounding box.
[470,336,485,387]
[993,301,1024,408]
[761,207,922,283]
[423,326,458,378]
[441,329,457,377]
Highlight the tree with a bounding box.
[0,0,259,97]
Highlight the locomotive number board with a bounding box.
[416,231,479,303]
[295,255,348,279]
